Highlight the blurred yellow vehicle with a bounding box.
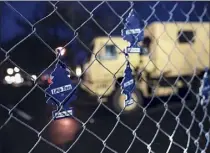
[75,22,210,114]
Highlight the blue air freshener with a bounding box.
[120,9,144,108]
[199,68,210,106]
[45,53,77,120]
[121,9,144,54]
[121,62,135,107]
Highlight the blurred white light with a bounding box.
[13,73,23,84]
[67,75,70,78]
[15,73,21,78]
[76,66,82,76]
[31,75,37,80]
[56,47,66,56]
[14,67,20,72]
[5,76,10,82]
[10,76,15,83]
[5,76,12,84]
[7,68,14,75]
[14,78,22,84]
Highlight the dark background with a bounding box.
[0,1,210,153]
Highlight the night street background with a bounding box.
[0,1,210,153]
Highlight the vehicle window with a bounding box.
[178,30,195,44]
[98,45,117,60]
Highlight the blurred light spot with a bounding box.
[14,73,23,84]
[14,67,20,73]
[7,68,14,75]
[10,76,15,83]
[15,73,21,78]
[56,47,66,56]
[31,75,37,80]
[48,78,52,84]
[76,66,82,76]
[5,75,12,84]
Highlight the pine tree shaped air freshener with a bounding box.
[199,68,210,106]
[120,9,144,107]
[121,62,135,106]
[121,9,144,54]
[45,51,77,120]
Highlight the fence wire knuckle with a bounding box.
[0,1,210,153]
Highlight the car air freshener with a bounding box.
[121,9,144,54]
[121,62,135,106]
[199,68,210,106]
[45,51,77,120]
[120,9,144,107]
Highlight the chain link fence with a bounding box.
[0,1,210,153]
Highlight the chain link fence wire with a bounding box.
[0,1,210,153]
